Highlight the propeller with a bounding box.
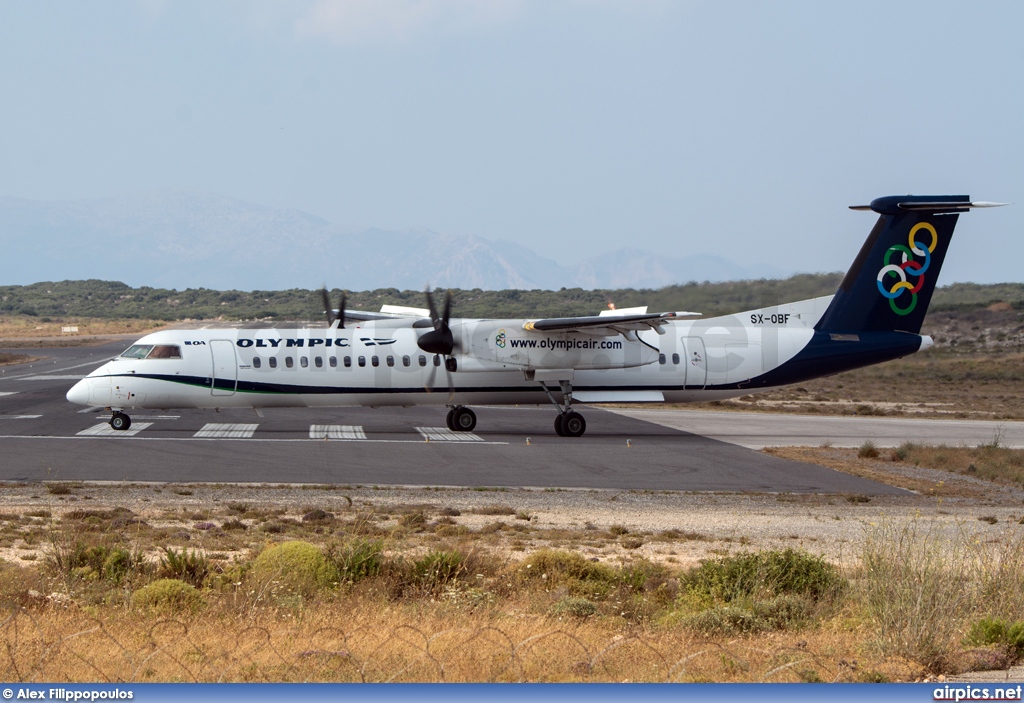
[418,287,457,401]
[416,288,454,356]
[320,287,347,329]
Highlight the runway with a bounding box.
[2,339,1004,494]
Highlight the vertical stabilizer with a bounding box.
[815,195,995,334]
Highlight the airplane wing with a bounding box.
[338,305,432,322]
[522,311,697,333]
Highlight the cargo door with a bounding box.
[210,340,237,396]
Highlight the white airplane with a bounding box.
[66,195,1003,436]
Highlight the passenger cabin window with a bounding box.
[371,356,379,367]
[253,357,261,369]
[433,355,440,367]
[419,355,427,367]
[314,356,323,368]
[672,353,680,365]
[269,357,277,369]
[659,353,666,365]
[121,344,181,360]
[300,357,309,368]
[386,356,395,367]
[402,355,410,367]
[285,357,294,368]
[344,356,352,368]
[358,356,365,367]
[329,356,337,368]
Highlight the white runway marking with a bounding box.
[416,427,484,442]
[21,375,87,381]
[194,423,259,438]
[0,415,43,420]
[0,392,18,396]
[77,406,104,414]
[78,422,153,437]
[309,424,366,440]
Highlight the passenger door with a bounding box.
[210,340,237,396]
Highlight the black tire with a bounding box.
[452,407,476,432]
[445,409,457,431]
[562,411,586,437]
[554,414,566,436]
[110,413,131,431]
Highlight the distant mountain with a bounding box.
[0,192,783,290]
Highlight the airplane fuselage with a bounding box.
[67,294,928,412]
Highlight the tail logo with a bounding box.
[876,222,937,316]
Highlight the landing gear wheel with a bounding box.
[445,408,457,431]
[561,411,586,437]
[554,414,566,436]
[451,406,477,432]
[110,412,131,431]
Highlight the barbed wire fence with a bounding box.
[0,604,857,683]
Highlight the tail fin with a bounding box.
[815,195,1001,334]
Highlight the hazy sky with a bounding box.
[1,1,1021,284]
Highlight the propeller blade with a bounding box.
[425,287,440,330]
[442,289,452,327]
[320,288,334,326]
[445,365,454,403]
[337,291,347,329]
[424,357,438,393]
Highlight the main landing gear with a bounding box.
[445,405,477,432]
[540,380,587,437]
[109,411,131,431]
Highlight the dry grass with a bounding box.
[2,495,1023,682]
[0,600,913,683]
[765,443,1024,496]
[0,317,166,341]
[0,353,39,367]
[686,349,1024,420]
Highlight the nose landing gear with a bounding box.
[109,411,132,431]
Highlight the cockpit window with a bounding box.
[120,344,182,360]
[121,345,153,359]
[147,345,182,359]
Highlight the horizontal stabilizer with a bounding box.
[849,195,1008,214]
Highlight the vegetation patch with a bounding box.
[249,540,339,596]
[131,578,205,612]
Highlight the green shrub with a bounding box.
[131,579,205,612]
[677,595,815,634]
[682,549,845,604]
[413,550,465,592]
[327,539,383,583]
[858,441,880,458]
[46,540,143,583]
[965,618,1024,661]
[551,596,597,618]
[249,541,339,596]
[159,547,210,587]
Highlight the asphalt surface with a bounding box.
[0,340,924,494]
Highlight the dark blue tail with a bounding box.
[816,195,977,335]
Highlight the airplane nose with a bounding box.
[66,379,91,406]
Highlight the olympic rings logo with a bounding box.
[876,222,937,316]
[495,329,507,348]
